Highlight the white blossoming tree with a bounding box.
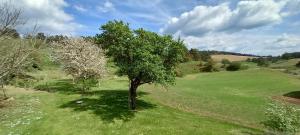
[51,38,106,93]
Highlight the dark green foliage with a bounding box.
[257,59,270,67]
[46,35,68,43]
[226,62,241,71]
[250,57,270,67]
[189,48,201,61]
[200,59,218,72]
[198,51,212,62]
[187,49,212,62]
[36,33,46,40]
[76,78,99,93]
[282,52,300,60]
[96,20,186,109]
[96,21,185,84]
[296,61,300,68]
[221,59,230,68]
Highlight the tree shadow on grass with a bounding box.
[34,79,82,95]
[60,90,156,122]
[283,91,300,99]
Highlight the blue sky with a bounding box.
[3,0,300,55]
[64,0,201,35]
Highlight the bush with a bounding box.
[296,61,300,68]
[200,59,218,72]
[262,102,300,134]
[221,59,231,65]
[226,62,241,71]
[175,69,184,77]
[257,58,270,67]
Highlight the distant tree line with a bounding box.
[199,50,259,57]
[187,48,211,61]
[281,52,300,60]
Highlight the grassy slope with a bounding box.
[176,61,200,76]
[270,58,300,69]
[0,69,260,135]
[144,69,300,129]
[269,58,300,77]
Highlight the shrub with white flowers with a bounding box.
[262,102,300,134]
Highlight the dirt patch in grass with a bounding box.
[0,97,15,108]
[272,96,300,105]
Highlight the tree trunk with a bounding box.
[2,88,7,98]
[0,80,7,99]
[129,80,139,110]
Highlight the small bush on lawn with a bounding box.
[262,102,300,135]
[226,62,241,71]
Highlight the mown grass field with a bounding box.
[0,69,260,135]
[1,62,300,134]
[144,69,300,129]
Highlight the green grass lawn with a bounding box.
[2,65,300,134]
[144,69,300,129]
[0,76,260,135]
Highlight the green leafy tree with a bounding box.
[36,32,46,40]
[189,48,201,61]
[226,62,241,71]
[200,59,218,72]
[221,59,230,68]
[96,21,186,110]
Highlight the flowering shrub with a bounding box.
[51,38,106,92]
[262,102,300,134]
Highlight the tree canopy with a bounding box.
[96,20,186,109]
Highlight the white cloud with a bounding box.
[96,1,115,13]
[1,0,83,35]
[160,0,300,55]
[183,33,300,56]
[73,4,87,12]
[280,0,300,17]
[161,0,284,36]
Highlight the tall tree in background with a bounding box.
[96,21,186,110]
[189,48,201,61]
[0,1,24,38]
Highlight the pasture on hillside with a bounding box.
[211,55,257,62]
[0,67,262,135]
[1,1,300,134]
[144,69,300,129]
[1,62,300,134]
